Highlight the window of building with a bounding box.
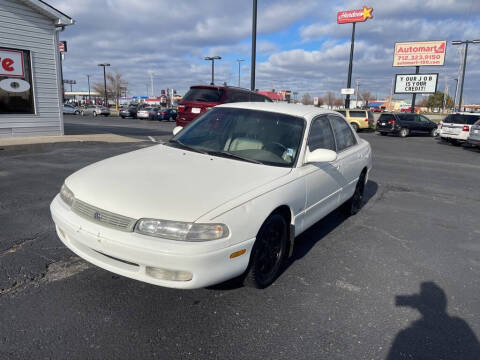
[0,48,34,114]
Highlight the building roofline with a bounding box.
[20,0,74,26]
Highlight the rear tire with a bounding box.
[399,128,409,138]
[244,214,287,289]
[343,172,366,216]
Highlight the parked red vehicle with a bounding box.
[400,107,420,113]
[176,85,272,127]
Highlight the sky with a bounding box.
[50,0,480,103]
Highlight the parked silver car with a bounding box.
[136,107,158,120]
[63,104,81,115]
[81,105,110,117]
[467,120,480,147]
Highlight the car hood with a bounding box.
[65,144,291,222]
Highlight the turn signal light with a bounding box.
[230,249,246,259]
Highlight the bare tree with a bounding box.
[326,92,335,109]
[93,70,128,106]
[301,93,313,105]
[333,97,344,107]
[361,91,371,102]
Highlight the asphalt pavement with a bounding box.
[1,118,479,359]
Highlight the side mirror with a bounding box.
[172,126,183,136]
[305,148,337,163]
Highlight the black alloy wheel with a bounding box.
[344,172,366,216]
[244,214,287,289]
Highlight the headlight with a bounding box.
[135,219,229,241]
[60,183,75,207]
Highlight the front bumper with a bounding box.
[50,195,254,289]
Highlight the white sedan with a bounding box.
[50,102,372,289]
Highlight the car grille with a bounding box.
[72,199,136,232]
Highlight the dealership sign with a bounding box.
[394,73,438,94]
[0,48,25,77]
[337,6,373,24]
[393,41,446,67]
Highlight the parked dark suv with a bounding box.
[376,113,438,137]
[176,85,272,127]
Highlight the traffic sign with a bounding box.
[341,88,355,95]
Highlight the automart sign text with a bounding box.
[393,41,446,67]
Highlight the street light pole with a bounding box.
[453,78,459,112]
[452,40,480,111]
[237,59,245,87]
[204,56,221,85]
[86,74,91,103]
[251,0,257,91]
[98,63,110,106]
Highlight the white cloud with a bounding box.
[48,0,480,103]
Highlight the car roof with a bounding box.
[216,102,339,120]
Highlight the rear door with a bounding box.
[377,113,396,131]
[328,114,363,204]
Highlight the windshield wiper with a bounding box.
[207,150,263,164]
[168,139,209,154]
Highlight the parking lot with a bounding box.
[1,116,479,359]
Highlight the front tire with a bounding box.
[244,214,287,289]
[350,122,359,132]
[93,111,97,117]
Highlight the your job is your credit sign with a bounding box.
[394,73,438,94]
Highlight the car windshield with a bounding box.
[170,107,305,167]
[182,88,224,102]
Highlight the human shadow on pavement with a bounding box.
[386,282,480,360]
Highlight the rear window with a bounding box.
[182,88,224,102]
[368,111,374,120]
[444,114,480,125]
[349,111,367,118]
[379,114,395,122]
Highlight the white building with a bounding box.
[0,0,73,137]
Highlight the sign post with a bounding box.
[337,6,373,109]
[392,40,446,113]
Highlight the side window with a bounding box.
[329,115,357,151]
[308,116,336,152]
[337,110,347,117]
